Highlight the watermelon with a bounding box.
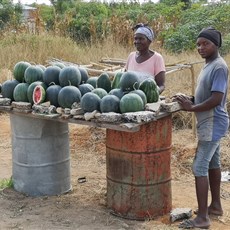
[27,81,47,104]
[129,89,147,106]
[46,85,62,107]
[109,88,124,99]
[92,88,108,99]
[33,85,46,105]
[97,72,111,93]
[13,82,30,102]
[119,93,144,113]
[13,61,31,82]
[58,86,81,109]
[59,66,81,87]
[24,65,44,84]
[53,62,65,69]
[119,71,140,92]
[120,71,153,92]
[78,83,94,96]
[43,65,61,86]
[37,64,46,71]
[139,78,159,103]
[86,76,98,88]
[1,79,19,100]
[80,92,101,113]
[111,71,123,89]
[79,67,89,84]
[100,95,120,113]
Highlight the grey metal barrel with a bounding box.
[10,114,71,197]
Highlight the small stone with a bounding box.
[95,112,123,123]
[170,208,192,222]
[64,108,71,114]
[71,102,81,109]
[0,97,11,106]
[56,107,63,114]
[32,104,56,114]
[84,110,98,121]
[70,108,84,115]
[123,111,156,123]
[12,101,32,110]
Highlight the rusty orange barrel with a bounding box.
[106,115,172,220]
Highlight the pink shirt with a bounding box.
[125,51,166,77]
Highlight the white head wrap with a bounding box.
[135,27,154,42]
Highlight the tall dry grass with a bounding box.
[0,33,229,128]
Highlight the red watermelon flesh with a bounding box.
[33,85,46,105]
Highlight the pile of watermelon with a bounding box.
[0,61,160,114]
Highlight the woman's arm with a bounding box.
[155,71,165,94]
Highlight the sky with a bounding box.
[12,0,159,6]
[13,0,52,5]
[12,0,222,5]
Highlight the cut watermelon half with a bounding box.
[33,85,46,105]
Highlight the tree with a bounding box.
[160,0,191,9]
[50,0,75,14]
[0,0,19,30]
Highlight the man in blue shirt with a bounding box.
[175,27,229,229]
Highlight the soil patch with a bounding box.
[0,114,230,230]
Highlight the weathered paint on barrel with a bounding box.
[10,114,71,197]
[106,115,172,220]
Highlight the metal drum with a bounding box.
[10,114,71,197]
[106,115,172,220]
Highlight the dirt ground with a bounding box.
[0,113,230,230]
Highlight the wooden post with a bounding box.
[190,64,196,138]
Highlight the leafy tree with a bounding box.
[0,0,22,30]
[160,0,191,9]
[162,1,230,53]
[50,0,75,14]
[61,1,109,42]
[39,4,55,31]
[163,20,215,53]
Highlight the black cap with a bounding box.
[197,27,222,47]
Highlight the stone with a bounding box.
[122,111,156,123]
[95,112,123,123]
[170,208,192,222]
[0,97,11,106]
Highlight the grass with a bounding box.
[0,177,13,190]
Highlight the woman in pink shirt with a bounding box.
[125,23,166,94]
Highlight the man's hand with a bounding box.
[172,93,194,111]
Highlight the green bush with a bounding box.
[67,2,109,42]
[163,20,215,53]
[220,33,230,57]
[161,2,230,53]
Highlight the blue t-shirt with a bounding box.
[195,56,229,141]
